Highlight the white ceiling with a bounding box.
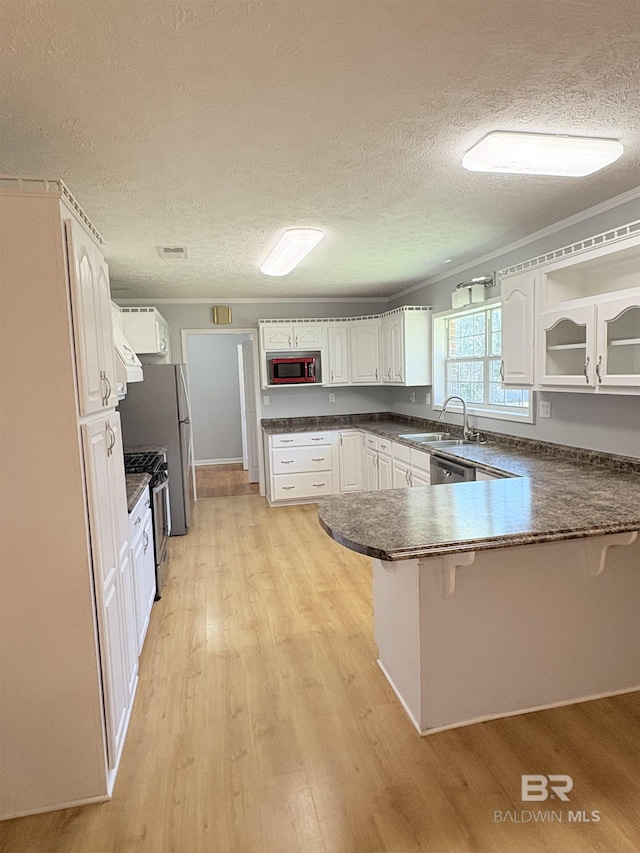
[1,1,639,300]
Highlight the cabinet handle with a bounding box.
[105,422,115,456]
[583,356,590,384]
[295,336,299,347]
[135,515,142,525]
[311,458,325,462]
[595,355,603,384]
[500,360,505,381]
[312,483,326,488]
[102,372,112,405]
[330,370,334,382]
[280,439,293,443]
[143,531,149,554]
[281,460,294,464]
[288,336,292,346]
[375,368,379,381]
[145,498,151,508]
[405,469,411,485]
[311,438,323,442]
[282,486,295,491]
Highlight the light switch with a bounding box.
[263,395,270,406]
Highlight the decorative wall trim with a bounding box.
[500,220,640,278]
[114,296,391,305]
[258,306,432,325]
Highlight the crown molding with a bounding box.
[395,185,640,299]
[113,295,391,305]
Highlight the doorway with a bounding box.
[182,329,261,495]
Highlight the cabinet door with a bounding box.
[364,446,379,491]
[261,325,294,350]
[82,415,132,768]
[393,458,412,488]
[338,431,361,492]
[411,468,430,487]
[350,320,381,384]
[501,271,536,386]
[595,292,640,387]
[66,217,113,415]
[294,325,324,349]
[327,325,350,385]
[378,453,393,490]
[538,305,596,387]
[389,314,405,383]
[380,317,392,382]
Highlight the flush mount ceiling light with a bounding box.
[462,132,624,177]
[260,228,324,276]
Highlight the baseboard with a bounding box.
[1,792,111,821]
[194,457,243,466]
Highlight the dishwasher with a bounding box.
[430,454,476,484]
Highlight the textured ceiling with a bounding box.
[1,0,639,299]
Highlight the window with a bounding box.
[433,301,532,422]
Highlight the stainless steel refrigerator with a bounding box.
[118,364,196,535]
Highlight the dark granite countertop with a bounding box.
[262,413,640,560]
[125,473,151,514]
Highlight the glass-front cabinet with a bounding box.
[539,305,596,387]
[597,293,640,387]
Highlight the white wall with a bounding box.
[389,195,640,458]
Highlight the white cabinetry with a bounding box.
[410,448,431,486]
[377,437,393,490]
[261,323,324,351]
[120,307,170,358]
[535,230,640,393]
[500,271,536,386]
[0,179,137,819]
[327,323,350,385]
[129,488,155,654]
[266,432,334,503]
[380,308,432,386]
[350,320,381,384]
[338,431,362,491]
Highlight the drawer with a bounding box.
[410,448,431,472]
[392,441,411,463]
[364,433,378,450]
[129,488,152,541]
[272,445,333,473]
[272,471,334,500]
[271,431,333,448]
[377,437,392,454]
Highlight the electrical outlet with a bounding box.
[329,393,335,403]
[409,392,416,403]
[425,391,431,404]
[263,395,270,406]
[539,400,551,418]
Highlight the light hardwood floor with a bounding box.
[195,463,259,498]
[2,491,639,852]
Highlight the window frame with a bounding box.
[432,297,535,424]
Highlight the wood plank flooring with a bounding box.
[195,463,259,498]
[2,491,639,852]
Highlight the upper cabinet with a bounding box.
[350,319,381,384]
[261,323,324,351]
[500,271,536,386]
[534,228,640,393]
[66,215,118,415]
[326,323,350,385]
[120,307,171,359]
[380,308,431,386]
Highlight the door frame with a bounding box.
[180,328,265,495]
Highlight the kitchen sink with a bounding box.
[399,432,453,443]
[425,439,474,447]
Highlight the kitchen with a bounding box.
[1,2,639,852]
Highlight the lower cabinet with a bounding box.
[338,431,362,492]
[129,488,156,654]
[266,431,334,503]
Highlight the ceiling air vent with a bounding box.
[158,245,189,259]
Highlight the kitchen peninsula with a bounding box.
[265,414,640,735]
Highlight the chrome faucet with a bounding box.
[438,395,479,441]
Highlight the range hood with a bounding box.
[113,323,143,386]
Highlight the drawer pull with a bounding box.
[311,458,325,462]
[281,460,294,464]
[282,486,295,491]
[280,439,293,443]
[311,438,323,441]
[143,531,149,554]
[312,483,326,488]
[134,516,142,525]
